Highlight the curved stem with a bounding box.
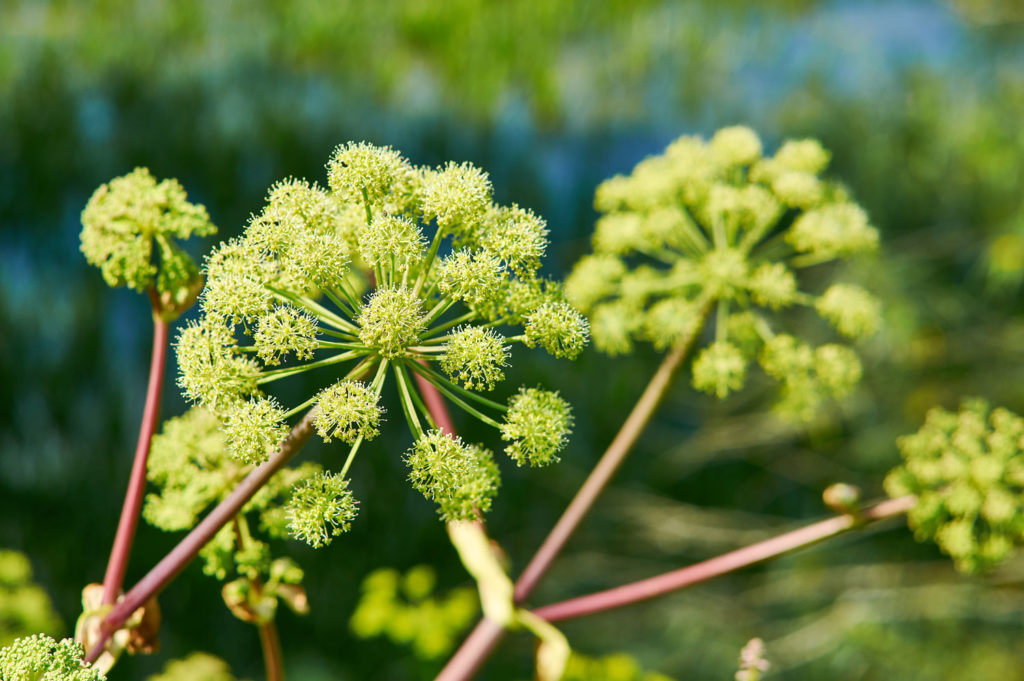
[85,409,320,664]
[514,305,708,602]
[101,310,169,606]
[533,496,916,622]
[259,619,285,681]
[438,305,709,681]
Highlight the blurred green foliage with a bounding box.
[0,550,62,648]
[3,0,1024,679]
[350,565,478,660]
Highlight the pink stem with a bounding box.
[101,310,169,606]
[435,327,705,681]
[513,331,699,602]
[413,360,456,435]
[85,409,319,664]
[532,495,916,623]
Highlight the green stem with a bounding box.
[422,310,474,340]
[323,288,358,318]
[405,360,508,412]
[393,362,424,438]
[413,225,447,296]
[257,351,363,384]
[338,436,365,479]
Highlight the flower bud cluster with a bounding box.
[80,168,216,316]
[144,408,323,582]
[0,635,104,681]
[885,399,1024,573]
[405,430,500,521]
[176,142,584,538]
[566,126,881,420]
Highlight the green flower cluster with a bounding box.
[80,168,216,314]
[566,126,880,420]
[145,408,321,590]
[885,399,1024,574]
[176,143,586,531]
[0,635,104,681]
[349,565,478,660]
[0,551,62,648]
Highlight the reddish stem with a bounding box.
[259,619,285,681]
[513,331,699,602]
[532,495,916,623]
[436,324,706,681]
[85,410,319,664]
[101,310,169,606]
[413,361,456,435]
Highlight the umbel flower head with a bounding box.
[176,143,586,531]
[80,167,216,316]
[565,126,881,421]
[885,399,1024,574]
[0,634,104,681]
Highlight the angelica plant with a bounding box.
[177,142,587,533]
[565,125,881,420]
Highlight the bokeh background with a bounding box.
[3,0,1024,678]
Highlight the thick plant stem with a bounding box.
[438,318,707,681]
[101,311,169,606]
[413,360,456,434]
[533,495,917,623]
[85,409,319,664]
[513,328,702,602]
[259,619,285,681]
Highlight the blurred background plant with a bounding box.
[3,0,1024,679]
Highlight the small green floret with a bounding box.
[885,399,1024,573]
[0,634,104,681]
[478,204,548,276]
[524,302,590,359]
[422,161,492,234]
[710,125,763,167]
[501,388,573,467]
[314,380,383,444]
[787,203,878,257]
[815,283,882,339]
[221,397,289,464]
[254,306,319,365]
[327,142,412,207]
[358,215,425,272]
[200,239,273,324]
[692,341,746,398]
[287,472,359,548]
[405,430,501,521]
[440,327,509,391]
[358,287,427,358]
[175,318,261,410]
